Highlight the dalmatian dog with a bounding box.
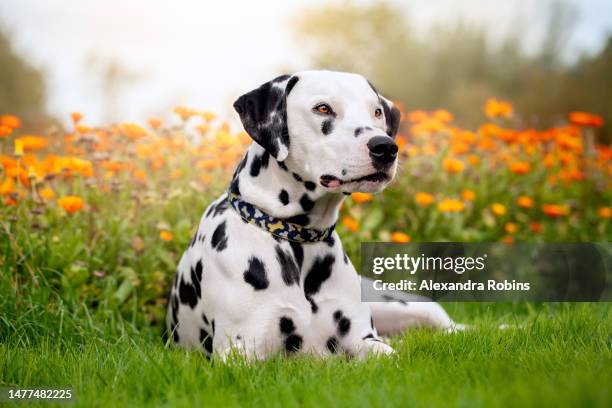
[166,70,458,360]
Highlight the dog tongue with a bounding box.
[320,175,342,188]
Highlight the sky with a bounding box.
[0,0,611,125]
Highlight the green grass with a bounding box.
[1,295,610,407]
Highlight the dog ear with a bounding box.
[380,96,401,139]
[233,75,299,162]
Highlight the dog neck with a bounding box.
[229,143,345,231]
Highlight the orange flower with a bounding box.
[159,230,173,241]
[70,112,83,123]
[461,189,476,201]
[483,98,513,119]
[174,106,199,121]
[38,187,55,201]
[597,207,611,219]
[415,192,434,207]
[505,222,517,234]
[148,118,162,129]
[352,192,373,204]
[433,109,453,123]
[517,196,534,209]
[0,178,14,195]
[120,123,148,139]
[342,216,359,232]
[14,140,24,157]
[542,204,569,217]
[0,125,12,137]
[202,111,217,122]
[58,196,84,214]
[15,136,48,151]
[568,111,603,128]
[530,222,543,234]
[467,155,480,166]
[391,232,411,243]
[491,203,507,217]
[1,114,21,129]
[437,199,464,213]
[509,161,531,175]
[407,110,428,123]
[76,124,92,134]
[200,174,213,185]
[442,158,465,174]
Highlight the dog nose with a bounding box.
[367,136,398,166]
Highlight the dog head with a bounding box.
[233,70,401,193]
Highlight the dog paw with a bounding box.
[355,339,395,359]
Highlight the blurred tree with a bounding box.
[293,1,612,141]
[0,28,46,122]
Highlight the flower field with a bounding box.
[0,102,610,328]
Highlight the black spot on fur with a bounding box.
[230,177,240,196]
[211,221,228,251]
[343,192,351,196]
[324,234,335,248]
[229,153,248,197]
[171,294,179,323]
[189,232,198,247]
[275,245,299,285]
[304,181,316,191]
[299,194,314,212]
[333,310,343,321]
[250,154,262,177]
[209,197,229,218]
[278,161,288,171]
[321,119,334,135]
[190,260,203,299]
[211,319,216,334]
[178,277,198,309]
[202,313,209,326]
[289,241,304,269]
[338,317,351,337]
[243,257,269,290]
[304,255,335,296]
[261,151,270,169]
[354,127,364,137]
[343,252,349,264]
[371,316,375,330]
[326,337,340,354]
[279,189,289,205]
[363,333,381,342]
[199,328,213,354]
[279,316,296,334]
[285,334,302,353]
[286,214,310,226]
[250,154,265,177]
[306,296,318,313]
[292,172,303,182]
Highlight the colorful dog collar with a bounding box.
[228,193,335,243]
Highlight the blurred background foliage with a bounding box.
[294,1,612,142]
[0,28,46,126]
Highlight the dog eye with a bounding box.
[314,103,332,115]
[375,108,383,118]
